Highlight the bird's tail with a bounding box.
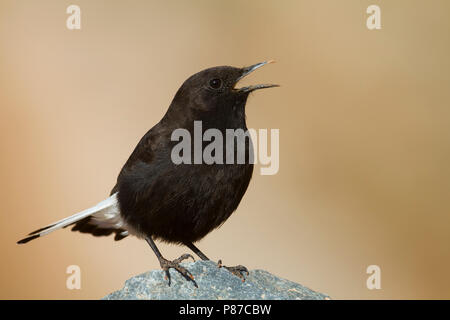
[17,193,119,244]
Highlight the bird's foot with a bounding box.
[218,259,249,282]
[158,253,197,288]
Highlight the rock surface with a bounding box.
[104,260,329,300]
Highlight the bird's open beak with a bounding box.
[235,60,279,93]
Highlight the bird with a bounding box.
[17,61,278,287]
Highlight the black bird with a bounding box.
[17,61,278,287]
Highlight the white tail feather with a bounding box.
[18,193,119,243]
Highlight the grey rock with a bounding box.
[103,260,329,300]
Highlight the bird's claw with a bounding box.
[218,259,249,282]
[159,254,197,288]
[173,253,195,264]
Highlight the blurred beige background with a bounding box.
[1,0,449,299]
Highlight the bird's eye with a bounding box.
[209,78,222,89]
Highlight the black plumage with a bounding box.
[18,62,278,286]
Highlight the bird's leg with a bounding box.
[186,242,249,281]
[186,242,210,261]
[146,237,197,287]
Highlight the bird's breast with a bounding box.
[118,160,253,243]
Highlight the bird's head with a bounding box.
[168,61,278,121]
